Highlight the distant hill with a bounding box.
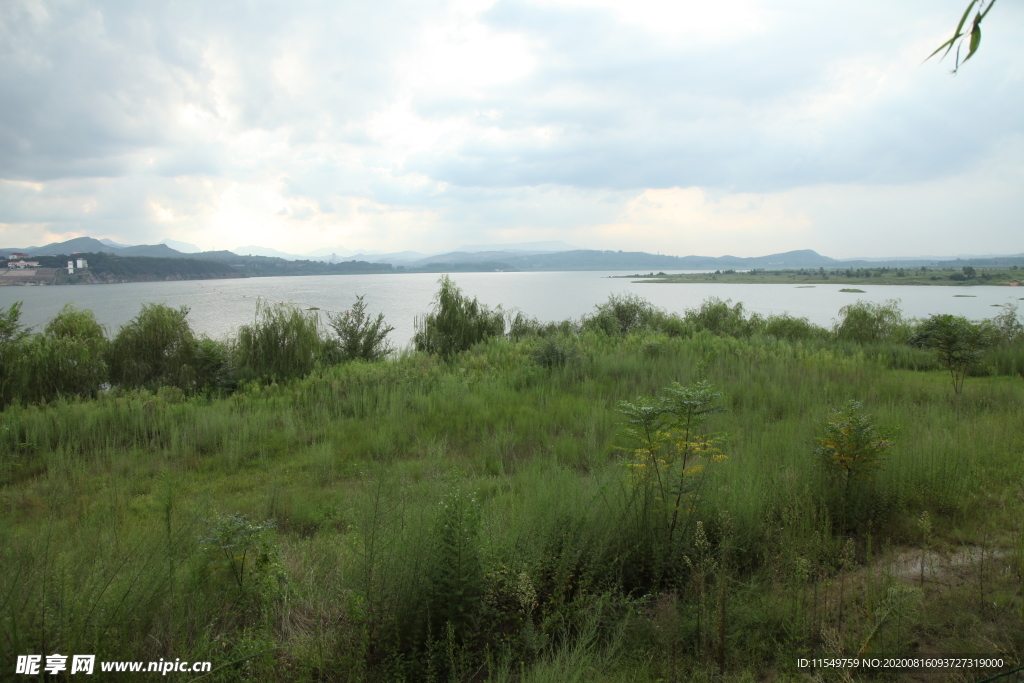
[453,240,580,253]
[160,238,202,253]
[4,238,1023,284]
[414,248,842,271]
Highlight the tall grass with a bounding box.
[1,289,1023,680]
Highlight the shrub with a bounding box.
[0,302,29,406]
[192,336,236,394]
[815,400,893,491]
[834,300,906,344]
[413,275,505,360]
[763,313,824,342]
[327,295,394,362]
[235,301,326,383]
[617,379,727,581]
[21,305,109,402]
[106,303,200,391]
[988,303,1024,345]
[508,311,543,341]
[532,336,579,368]
[582,293,659,337]
[684,298,751,337]
[199,514,288,617]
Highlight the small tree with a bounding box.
[618,378,726,571]
[0,302,29,407]
[25,304,109,401]
[327,295,394,362]
[834,300,905,344]
[583,292,659,337]
[912,314,993,394]
[816,400,893,498]
[235,300,325,383]
[413,275,504,360]
[106,303,200,391]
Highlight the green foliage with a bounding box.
[0,302,29,407]
[834,299,906,344]
[193,336,236,394]
[23,305,109,402]
[326,294,394,362]
[2,304,110,405]
[0,301,28,344]
[235,300,326,382]
[583,292,659,337]
[815,400,893,487]
[684,297,753,337]
[927,0,998,73]
[199,513,289,623]
[532,336,579,369]
[989,303,1024,345]
[425,491,483,639]
[414,275,505,360]
[107,303,202,391]
[200,514,279,590]
[4,293,1024,679]
[912,314,994,394]
[617,379,726,580]
[762,313,825,342]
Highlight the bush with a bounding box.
[327,295,394,362]
[193,336,236,394]
[0,302,29,407]
[532,337,579,368]
[763,313,823,342]
[582,293,659,337]
[106,303,201,391]
[21,305,110,402]
[988,303,1024,346]
[815,400,892,487]
[235,301,326,383]
[815,400,894,530]
[414,275,505,360]
[834,300,906,344]
[684,297,752,337]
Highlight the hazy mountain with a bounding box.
[447,248,843,271]
[232,245,302,260]
[453,240,580,253]
[349,251,429,263]
[5,237,1023,273]
[160,238,202,253]
[99,238,135,248]
[301,245,356,259]
[24,237,117,256]
[117,244,185,258]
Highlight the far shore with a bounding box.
[626,267,1022,288]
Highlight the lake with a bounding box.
[1,272,1020,348]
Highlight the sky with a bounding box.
[1,0,1022,259]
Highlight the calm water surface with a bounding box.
[1,272,1020,348]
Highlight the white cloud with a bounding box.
[0,0,1021,257]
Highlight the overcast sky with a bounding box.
[1,0,1021,258]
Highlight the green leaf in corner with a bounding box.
[965,20,982,62]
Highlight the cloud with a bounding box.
[0,0,1021,256]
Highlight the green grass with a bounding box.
[2,299,1024,681]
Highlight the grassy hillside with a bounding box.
[1,291,1023,681]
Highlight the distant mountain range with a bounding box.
[4,236,1023,273]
